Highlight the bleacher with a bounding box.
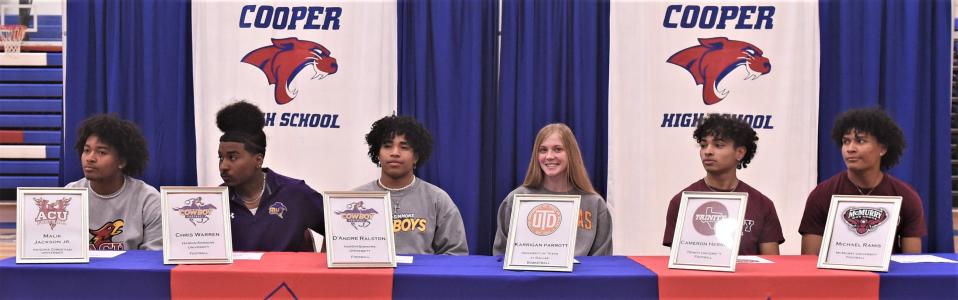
[0,15,64,202]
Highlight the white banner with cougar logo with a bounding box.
[608,1,819,255]
[192,1,396,190]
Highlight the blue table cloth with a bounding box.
[393,255,658,299]
[878,253,958,299]
[0,250,172,299]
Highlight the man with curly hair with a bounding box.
[663,114,784,255]
[354,115,468,255]
[800,108,926,254]
[67,114,162,251]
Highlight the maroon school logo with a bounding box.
[172,197,217,226]
[90,219,125,250]
[33,197,71,229]
[692,201,728,236]
[842,207,888,235]
[526,203,562,236]
[335,201,378,230]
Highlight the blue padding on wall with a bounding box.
[0,99,62,113]
[45,146,61,159]
[25,28,62,41]
[0,69,63,82]
[46,53,63,66]
[0,84,63,97]
[23,130,61,144]
[0,115,61,128]
[0,161,59,175]
[0,176,59,188]
[1,15,61,26]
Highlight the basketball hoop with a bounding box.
[0,25,27,54]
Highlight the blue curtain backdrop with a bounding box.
[819,0,953,252]
[496,0,610,197]
[399,0,609,255]
[64,0,196,188]
[397,0,499,254]
[60,0,953,254]
[494,0,609,248]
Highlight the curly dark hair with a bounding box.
[693,114,759,169]
[216,101,267,155]
[365,115,433,166]
[74,114,149,177]
[830,107,904,170]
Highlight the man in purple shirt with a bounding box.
[663,114,785,255]
[216,101,325,251]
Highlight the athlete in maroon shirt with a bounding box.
[663,114,784,255]
[799,108,926,254]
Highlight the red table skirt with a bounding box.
[630,255,879,300]
[171,252,393,299]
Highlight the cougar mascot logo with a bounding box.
[242,37,339,105]
[667,37,771,105]
[90,219,125,250]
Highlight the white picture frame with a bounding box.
[503,194,581,272]
[16,187,90,264]
[668,191,748,272]
[817,195,902,272]
[323,191,396,268]
[160,186,233,265]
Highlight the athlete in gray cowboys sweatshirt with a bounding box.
[68,176,163,251]
[355,177,469,255]
[493,186,613,256]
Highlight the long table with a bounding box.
[1,252,955,299]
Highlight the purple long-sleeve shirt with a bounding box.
[228,168,325,252]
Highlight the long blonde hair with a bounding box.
[522,123,597,194]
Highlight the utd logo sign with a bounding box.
[526,203,562,236]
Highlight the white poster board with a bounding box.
[323,191,396,268]
[192,0,397,192]
[161,186,233,265]
[503,194,580,272]
[818,195,901,272]
[609,0,820,255]
[16,188,89,264]
[668,191,748,272]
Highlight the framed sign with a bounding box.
[16,188,89,264]
[160,187,233,264]
[503,194,580,272]
[818,195,902,272]
[668,191,748,272]
[323,191,396,268]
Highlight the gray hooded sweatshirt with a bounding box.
[355,177,468,255]
[67,176,163,251]
[493,186,613,256]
